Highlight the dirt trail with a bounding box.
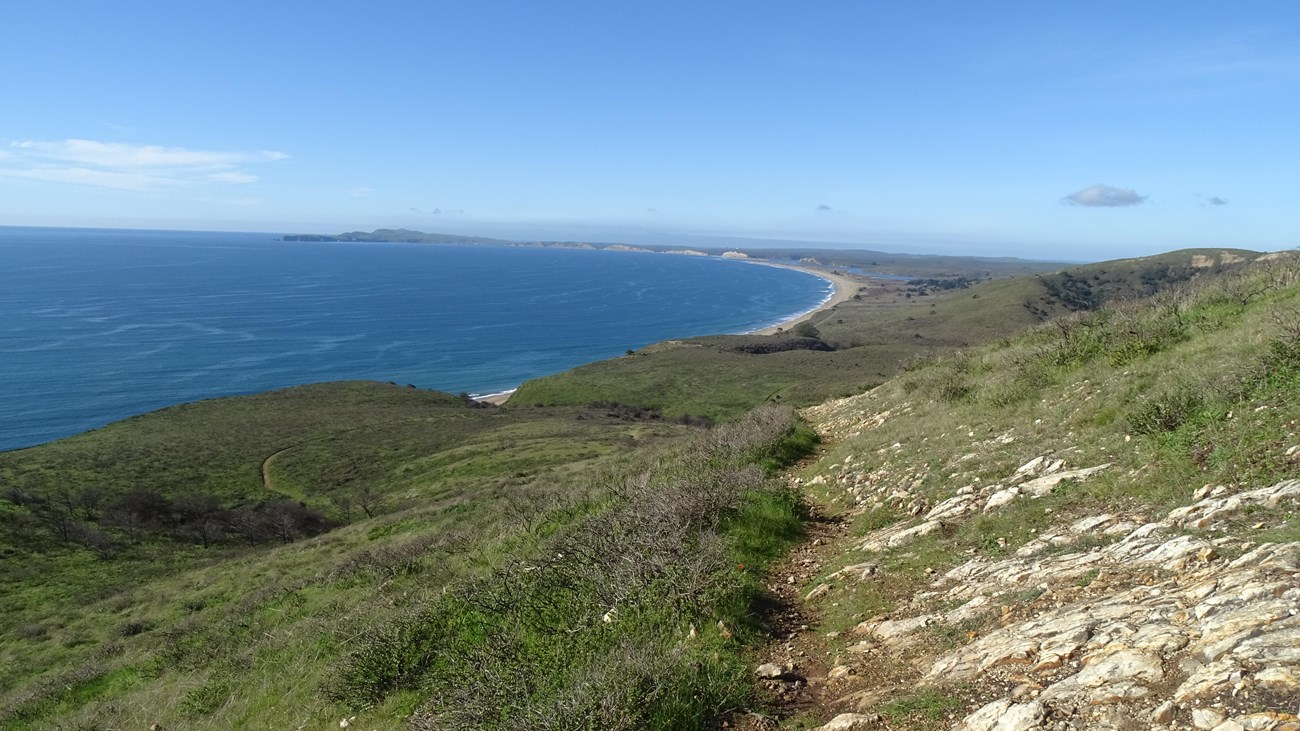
[260,446,292,490]
[733,453,856,729]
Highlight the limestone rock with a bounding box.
[957,698,1045,731]
[814,712,881,730]
[1192,707,1226,730]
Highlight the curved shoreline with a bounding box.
[478,260,861,405]
[741,261,860,335]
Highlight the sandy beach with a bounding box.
[475,260,862,405]
[745,261,861,335]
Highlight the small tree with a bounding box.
[791,321,822,340]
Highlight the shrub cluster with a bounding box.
[1,485,333,552]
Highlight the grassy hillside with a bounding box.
[511,249,1263,419]
[0,382,816,729]
[766,250,1300,728]
[0,383,713,729]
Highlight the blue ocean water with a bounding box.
[0,227,831,451]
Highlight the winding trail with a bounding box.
[261,446,293,491]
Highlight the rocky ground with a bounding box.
[744,391,1300,731]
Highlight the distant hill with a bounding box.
[281,228,1069,277]
[282,228,511,244]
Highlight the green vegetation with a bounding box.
[2,245,1287,729]
[0,383,703,729]
[0,386,809,729]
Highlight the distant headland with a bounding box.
[282,228,510,245]
[280,228,1067,279]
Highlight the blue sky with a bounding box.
[2,1,1297,260]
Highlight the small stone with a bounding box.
[1236,713,1292,731]
[806,583,832,601]
[827,664,853,680]
[815,712,881,730]
[1151,700,1176,724]
[1255,666,1300,690]
[1010,681,1040,700]
[754,662,786,679]
[1193,708,1226,730]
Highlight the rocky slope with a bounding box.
[747,259,1300,731]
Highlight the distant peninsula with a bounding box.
[282,228,510,245]
[282,228,1070,278]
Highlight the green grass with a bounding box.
[0,383,712,730]
[0,395,808,730]
[879,686,967,725]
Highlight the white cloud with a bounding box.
[1062,184,1148,207]
[0,166,172,191]
[208,171,258,184]
[13,139,286,168]
[1,138,287,192]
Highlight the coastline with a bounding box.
[475,260,860,406]
[743,261,860,335]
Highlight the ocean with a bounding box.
[0,227,832,451]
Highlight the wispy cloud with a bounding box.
[348,186,375,198]
[208,171,258,184]
[1208,196,1229,206]
[0,138,287,191]
[815,203,834,212]
[0,166,173,190]
[1062,184,1147,207]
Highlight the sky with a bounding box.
[2,1,1298,260]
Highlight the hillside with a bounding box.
[283,229,512,244]
[0,247,1291,730]
[0,384,711,729]
[744,251,1300,730]
[279,228,1071,278]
